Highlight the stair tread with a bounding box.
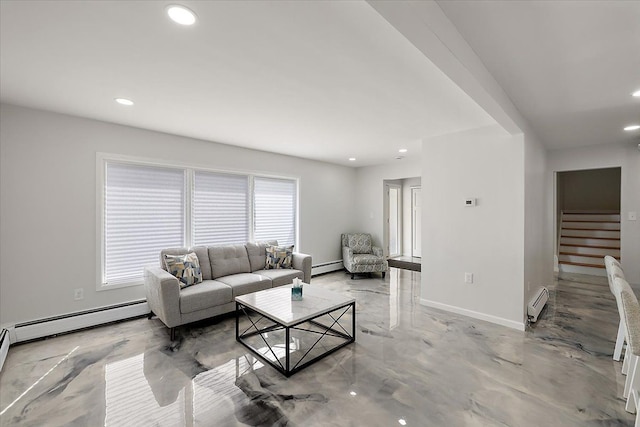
[562,227,619,231]
[559,261,605,269]
[559,252,621,260]
[561,235,620,240]
[564,211,620,214]
[560,243,621,249]
[562,220,620,223]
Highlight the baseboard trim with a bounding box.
[419,299,525,331]
[0,329,10,372]
[13,300,149,343]
[312,260,344,276]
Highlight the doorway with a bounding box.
[554,167,622,276]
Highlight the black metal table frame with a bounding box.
[235,300,356,377]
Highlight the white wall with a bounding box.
[548,142,640,285]
[524,133,553,307]
[0,104,357,326]
[421,125,525,329]
[354,159,421,253]
[402,177,421,256]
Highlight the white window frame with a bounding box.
[96,153,299,291]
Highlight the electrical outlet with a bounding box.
[464,273,473,284]
[74,288,84,300]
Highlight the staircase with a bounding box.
[558,210,621,277]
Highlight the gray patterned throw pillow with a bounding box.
[164,252,203,288]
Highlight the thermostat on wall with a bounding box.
[464,198,476,207]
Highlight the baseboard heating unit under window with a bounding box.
[13,300,149,343]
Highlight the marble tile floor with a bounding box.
[0,269,635,426]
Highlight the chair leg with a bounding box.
[351,273,355,280]
[626,355,639,411]
[626,354,638,399]
[615,320,626,361]
[169,327,176,341]
[382,272,386,278]
[625,348,631,375]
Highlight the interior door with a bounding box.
[412,187,422,258]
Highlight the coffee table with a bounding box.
[235,284,356,377]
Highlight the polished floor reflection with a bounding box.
[0,269,634,426]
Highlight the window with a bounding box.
[254,177,297,247]
[193,171,249,246]
[99,156,298,289]
[104,162,185,286]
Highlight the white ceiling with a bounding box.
[438,0,640,150]
[2,1,638,167]
[0,0,495,167]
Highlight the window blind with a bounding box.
[253,177,296,247]
[104,162,185,285]
[193,171,249,246]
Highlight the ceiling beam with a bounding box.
[368,0,528,137]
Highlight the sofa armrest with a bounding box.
[144,267,182,328]
[372,246,384,257]
[292,252,312,283]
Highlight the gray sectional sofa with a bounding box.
[144,241,311,339]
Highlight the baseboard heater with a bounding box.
[13,300,149,343]
[527,287,549,323]
[0,329,10,371]
[311,260,344,276]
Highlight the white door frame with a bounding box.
[411,186,422,258]
[385,183,402,257]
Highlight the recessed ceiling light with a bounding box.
[624,125,640,131]
[398,419,407,426]
[632,90,640,97]
[398,148,408,153]
[348,158,356,162]
[349,391,357,396]
[167,5,197,25]
[114,98,134,106]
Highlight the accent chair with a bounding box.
[341,233,388,279]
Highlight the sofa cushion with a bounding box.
[163,252,203,288]
[160,247,212,281]
[266,245,294,269]
[255,269,303,288]
[179,280,232,314]
[209,244,251,279]
[347,234,372,254]
[216,273,272,297]
[246,240,278,272]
